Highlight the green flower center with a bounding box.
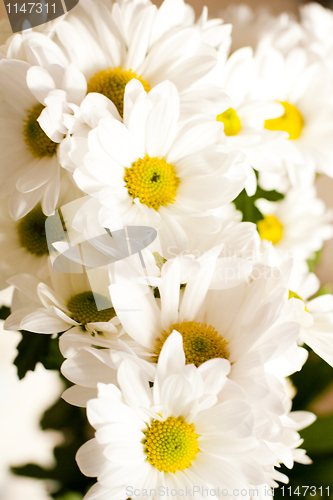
[67,291,115,324]
[257,215,283,245]
[217,107,242,136]
[124,154,181,211]
[23,103,58,158]
[153,321,229,367]
[17,205,48,256]
[143,416,200,473]
[264,102,304,140]
[87,66,151,118]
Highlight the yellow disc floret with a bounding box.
[217,107,242,136]
[288,290,309,313]
[87,67,151,118]
[257,215,283,245]
[264,102,304,140]
[124,154,180,211]
[143,416,200,473]
[67,291,115,325]
[17,205,48,256]
[153,321,229,367]
[23,103,58,158]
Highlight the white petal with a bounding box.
[61,350,117,388]
[76,439,105,477]
[199,434,257,457]
[26,66,56,104]
[117,358,152,409]
[179,247,221,321]
[191,453,250,492]
[20,308,68,333]
[159,258,181,329]
[193,400,251,434]
[98,118,135,167]
[95,423,144,445]
[145,82,179,158]
[109,273,161,348]
[167,119,223,163]
[62,64,87,105]
[62,385,97,407]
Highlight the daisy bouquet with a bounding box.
[1,0,333,499]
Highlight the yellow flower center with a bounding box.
[23,103,58,158]
[143,416,200,473]
[217,107,242,136]
[67,291,115,324]
[264,102,304,140]
[124,154,180,211]
[288,290,309,313]
[87,67,151,118]
[17,205,48,256]
[153,321,229,367]
[257,215,283,245]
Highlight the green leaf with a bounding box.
[0,305,10,320]
[290,350,333,411]
[300,415,333,455]
[233,184,284,224]
[273,457,333,497]
[12,397,94,498]
[314,284,332,298]
[307,250,322,273]
[14,330,64,379]
[57,494,83,500]
[255,185,285,202]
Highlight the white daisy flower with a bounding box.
[0,199,52,289]
[70,79,246,255]
[20,0,232,141]
[219,5,279,53]
[252,44,333,190]
[259,243,333,368]
[76,331,264,500]
[207,46,302,195]
[104,249,301,425]
[256,187,333,263]
[58,228,259,408]
[251,400,315,492]
[220,4,316,62]
[4,263,119,341]
[0,175,83,288]
[185,203,258,259]
[300,2,333,71]
[56,244,300,415]
[0,59,63,218]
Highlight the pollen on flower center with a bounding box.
[23,103,58,158]
[153,321,229,367]
[17,205,67,257]
[264,102,304,140]
[87,67,151,118]
[67,291,115,325]
[288,290,309,312]
[257,215,283,245]
[217,107,242,136]
[17,205,48,256]
[124,154,181,211]
[143,416,200,473]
